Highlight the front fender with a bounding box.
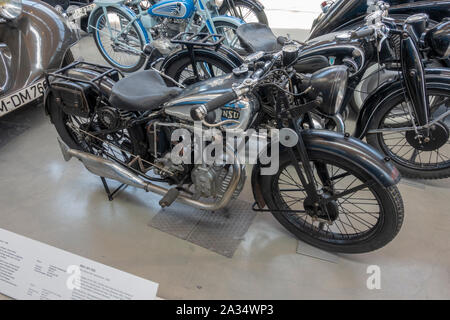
[354,67,450,139]
[0,0,79,96]
[251,129,400,208]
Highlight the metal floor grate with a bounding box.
[149,199,256,258]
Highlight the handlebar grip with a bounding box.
[351,27,375,39]
[190,90,238,121]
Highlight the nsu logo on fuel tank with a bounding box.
[151,2,187,18]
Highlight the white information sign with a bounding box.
[0,228,159,300]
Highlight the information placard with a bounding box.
[0,228,159,300]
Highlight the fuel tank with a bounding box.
[296,32,370,77]
[148,0,195,19]
[164,73,258,130]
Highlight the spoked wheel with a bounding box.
[201,21,244,55]
[260,151,404,253]
[92,7,146,73]
[164,52,236,86]
[48,96,143,164]
[219,0,269,25]
[366,87,450,179]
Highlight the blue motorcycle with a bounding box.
[88,0,243,72]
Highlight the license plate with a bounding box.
[70,3,96,20]
[221,107,241,120]
[0,80,46,117]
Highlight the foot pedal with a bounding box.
[159,188,180,208]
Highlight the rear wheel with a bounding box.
[92,7,146,73]
[260,151,404,253]
[48,94,143,163]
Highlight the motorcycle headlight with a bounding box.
[0,0,22,20]
[309,65,348,115]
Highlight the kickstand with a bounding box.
[100,177,128,201]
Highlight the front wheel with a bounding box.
[259,151,404,253]
[366,85,450,179]
[92,7,146,73]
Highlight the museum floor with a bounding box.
[1,5,449,300]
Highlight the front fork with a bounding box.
[401,31,431,130]
[281,94,332,218]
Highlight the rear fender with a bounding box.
[44,66,117,121]
[251,129,400,208]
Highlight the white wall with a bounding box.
[260,0,324,30]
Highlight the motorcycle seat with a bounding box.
[236,23,283,54]
[109,70,182,111]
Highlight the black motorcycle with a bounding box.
[309,0,450,115]
[44,47,404,253]
[309,0,450,40]
[227,2,450,180]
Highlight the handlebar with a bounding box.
[351,27,375,39]
[190,51,283,121]
[190,90,238,121]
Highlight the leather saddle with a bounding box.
[236,23,284,54]
[109,70,182,111]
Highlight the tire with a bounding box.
[200,20,245,56]
[48,95,90,151]
[92,7,146,73]
[48,96,144,161]
[219,0,268,25]
[259,151,404,253]
[366,85,450,180]
[163,50,237,86]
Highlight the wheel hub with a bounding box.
[304,193,339,222]
[405,121,449,152]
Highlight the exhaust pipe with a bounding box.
[57,138,241,211]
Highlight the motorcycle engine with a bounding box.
[151,19,187,54]
[97,106,134,131]
[191,164,246,200]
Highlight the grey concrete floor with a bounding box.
[1,32,450,300]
